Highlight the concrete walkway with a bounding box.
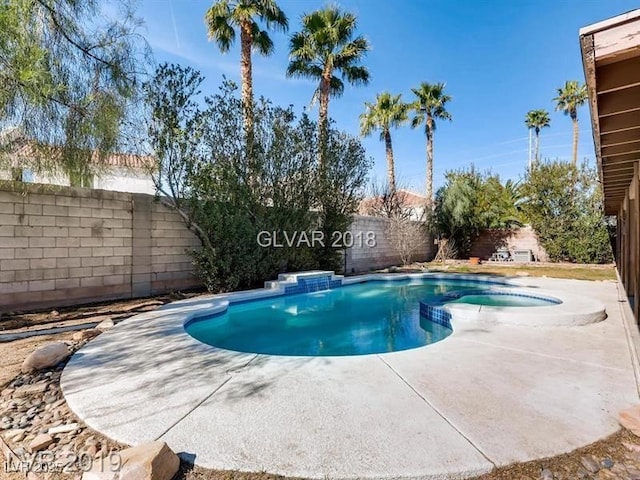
[61,276,639,479]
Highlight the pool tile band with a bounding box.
[284,275,342,295]
[418,289,562,329]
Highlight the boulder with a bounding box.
[28,433,54,452]
[96,319,115,331]
[47,422,79,435]
[620,405,640,436]
[13,382,48,397]
[82,441,179,480]
[21,343,71,373]
[72,329,102,341]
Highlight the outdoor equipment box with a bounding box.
[512,249,533,262]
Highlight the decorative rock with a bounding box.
[28,433,54,452]
[96,319,115,331]
[13,382,48,398]
[82,441,179,480]
[540,467,553,480]
[72,329,102,341]
[48,423,79,435]
[623,441,640,452]
[580,456,600,473]
[21,343,71,373]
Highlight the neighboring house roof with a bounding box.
[396,190,428,207]
[1,137,154,171]
[359,189,427,215]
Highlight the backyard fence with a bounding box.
[0,182,200,312]
[0,183,435,312]
[470,226,547,262]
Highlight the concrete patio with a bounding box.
[61,276,639,479]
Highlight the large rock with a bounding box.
[28,433,54,452]
[21,343,71,373]
[620,405,640,436]
[72,329,102,341]
[96,319,115,331]
[82,441,179,480]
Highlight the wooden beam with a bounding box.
[580,32,606,202]
[599,111,640,134]
[602,141,640,157]
[601,130,640,147]
[604,152,640,164]
[598,85,640,117]
[604,162,636,171]
[604,175,633,182]
[634,163,639,320]
[604,165,637,175]
[604,174,634,183]
[596,56,640,94]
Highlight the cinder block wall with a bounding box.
[0,183,436,311]
[469,225,548,262]
[344,215,434,273]
[0,182,200,312]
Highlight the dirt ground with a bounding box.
[0,267,636,480]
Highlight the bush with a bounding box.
[144,64,370,292]
[433,167,523,256]
[522,160,612,264]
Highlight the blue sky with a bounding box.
[138,0,639,194]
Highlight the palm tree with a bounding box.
[553,80,588,166]
[205,0,288,142]
[410,82,452,208]
[359,92,408,193]
[287,6,370,167]
[525,109,550,165]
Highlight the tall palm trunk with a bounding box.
[535,129,540,163]
[239,21,254,151]
[318,71,331,170]
[571,114,579,166]
[383,128,396,194]
[425,116,434,209]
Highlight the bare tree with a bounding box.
[385,215,427,266]
[363,180,416,220]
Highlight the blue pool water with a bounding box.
[186,279,498,356]
[449,293,556,307]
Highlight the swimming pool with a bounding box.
[185,278,558,356]
[449,292,560,307]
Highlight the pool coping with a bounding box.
[60,272,632,480]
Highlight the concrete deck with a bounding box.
[61,275,639,479]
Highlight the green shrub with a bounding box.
[521,160,612,264]
[144,64,370,292]
[433,167,523,256]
